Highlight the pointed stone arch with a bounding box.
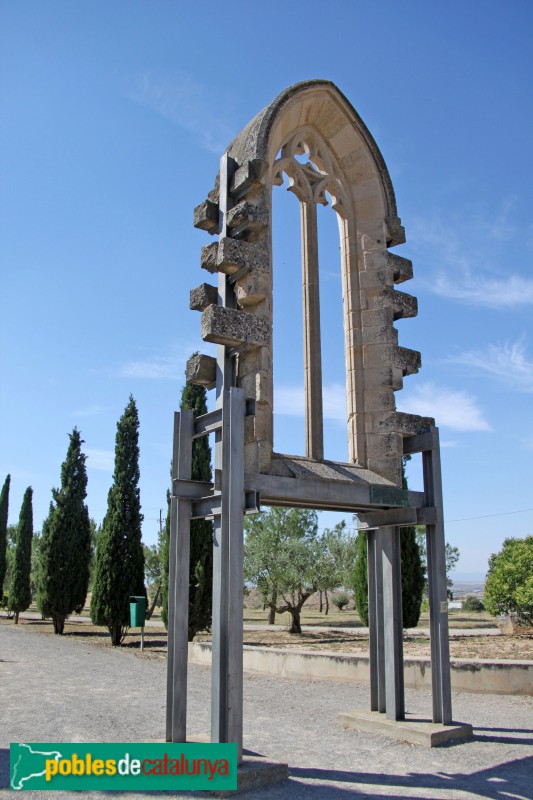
[193,79,422,486]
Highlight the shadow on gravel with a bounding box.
[291,754,533,799]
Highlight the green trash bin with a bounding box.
[129,596,146,627]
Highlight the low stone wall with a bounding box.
[188,642,533,696]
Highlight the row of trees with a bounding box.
[1,375,216,647]
[0,397,146,645]
[0,476,34,624]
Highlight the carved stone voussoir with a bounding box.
[201,304,270,348]
[201,238,268,276]
[190,283,218,312]
[193,199,219,234]
[186,353,217,389]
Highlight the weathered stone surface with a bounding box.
[190,283,218,312]
[394,346,421,376]
[201,304,270,348]
[230,159,268,201]
[385,216,406,247]
[367,411,434,436]
[391,289,418,319]
[193,199,219,234]
[359,267,394,291]
[394,412,435,435]
[368,288,417,319]
[387,252,413,284]
[186,353,216,388]
[235,271,270,307]
[361,324,398,346]
[201,238,268,276]
[226,201,268,232]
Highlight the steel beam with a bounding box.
[166,409,193,742]
[423,427,452,724]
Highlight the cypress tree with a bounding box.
[353,461,425,629]
[400,529,425,627]
[161,376,213,639]
[0,474,10,598]
[90,396,145,646]
[353,530,369,626]
[8,487,33,623]
[37,429,91,634]
[160,488,170,629]
[399,459,425,628]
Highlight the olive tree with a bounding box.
[244,507,319,633]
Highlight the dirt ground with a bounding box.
[3,615,533,661]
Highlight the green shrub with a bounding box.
[463,595,485,612]
[331,591,350,611]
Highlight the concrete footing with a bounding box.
[338,708,473,747]
[215,754,289,797]
[185,736,288,796]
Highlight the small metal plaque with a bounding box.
[440,601,448,613]
[369,486,410,507]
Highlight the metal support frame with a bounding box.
[381,526,405,720]
[368,527,405,720]
[168,145,453,758]
[422,430,452,724]
[404,425,452,724]
[211,388,245,759]
[368,529,385,713]
[166,409,193,742]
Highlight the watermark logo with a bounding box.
[10,742,237,791]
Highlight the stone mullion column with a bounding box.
[300,198,324,461]
[340,216,366,467]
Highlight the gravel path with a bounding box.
[1,622,532,799]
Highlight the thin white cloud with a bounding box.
[398,382,491,432]
[85,449,114,472]
[72,405,102,417]
[126,70,235,154]
[118,342,199,380]
[452,339,533,393]
[275,383,346,421]
[119,356,181,380]
[430,273,533,308]
[409,198,533,308]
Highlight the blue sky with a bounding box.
[1,1,532,579]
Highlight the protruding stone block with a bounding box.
[186,353,217,389]
[368,289,417,319]
[227,201,268,232]
[367,411,434,436]
[394,346,421,376]
[193,199,219,234]
[201,304,270,348]
[190,283,218,312]
[201,238,268,276]
[394,412,435,436]
[387,252,413,284]
[385,216,406,247]
[391,290,418,320]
